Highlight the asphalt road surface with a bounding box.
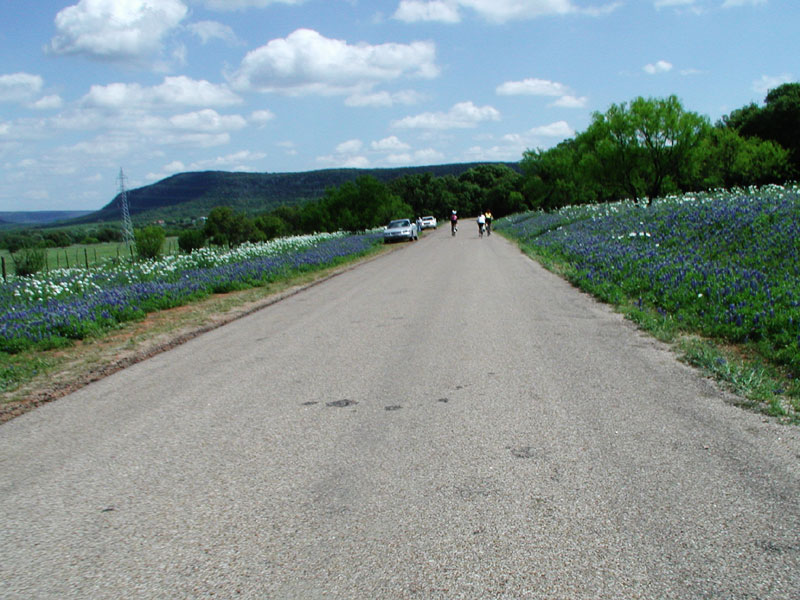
[2,226,800,599]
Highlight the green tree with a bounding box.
[134,226,166,260]
[585,96,708,203]
[698,126,791,188]
[254,214,289,240]
[203,206,257,246]
[522,140,597,209]
[177,228,206,253]
[733,82,800,175]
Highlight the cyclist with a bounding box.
[450,210,458,236]
[477,212,486,238]
[484,210,493,236]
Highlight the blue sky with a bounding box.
[0,0,796,212]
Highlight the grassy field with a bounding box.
[0,238,180,277]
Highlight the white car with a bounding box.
[383,218,418,243]
[420,216,437,229]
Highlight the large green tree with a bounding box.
[726,82,800,175]
[584,96,709,202]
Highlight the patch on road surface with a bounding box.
[385,405,402,411]
[326,399,357,408]
[509,446,539,459]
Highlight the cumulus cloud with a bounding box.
[394,0,619,23]
[496,77,586,108]
[48,0,188,64]
[169,109,247,132]
[335,139,364,154]
[82,76,241,109]
[31,95,64,110]
[722,0,766,7]
[188,21,240,45]
[496,78,569,96]
[345,90,424,108]
[229,28,439,96]
[202,0,307,9]
[644,60,673,74]
[250,109,275,126]
[394,1,462,23]
[654,0,695,8]
[392,101,500,129]
[371,136,411,152]
[752,73,794,95]
[0,73,44,103]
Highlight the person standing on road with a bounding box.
[416,216,423,236]
[477,212,486,238]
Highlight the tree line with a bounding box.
[522,83,799,209]
[190,82,799,251]
[4,83,798,260]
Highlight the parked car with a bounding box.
[420,216,437,229]
[383,218,418,243]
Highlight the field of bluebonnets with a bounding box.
[496,183,800,408]
[0,231,381,355]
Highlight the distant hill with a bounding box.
[0,210,93,227]
[71,163,520,225]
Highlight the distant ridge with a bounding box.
[71,163,520,224]
[0,210,93,227]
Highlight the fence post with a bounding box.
[84,247,89,269]
[2,256,5,282]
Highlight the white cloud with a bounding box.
[394,1,461,23]
[345,90,424,107]
[722,0,767,7]
[0,73,44,103]
[188,21,240,45]
[550,94,587,108]
[496,77,586,108]
[202,0,307,9]
[752,73,794,96]
[393,101,500,129]
[169,109,247,132]
[250,109,275,125]
[229,28,439,96]
[395,0,619,23]
[497,78,569,97]
[48,0,188,64]
[31,95,64,110]
[371,136,411,152]
[82,76,241,109]
[528,120,574,137]
[654,0,695,8]
[335,139,364,154]
[644,60,673,74]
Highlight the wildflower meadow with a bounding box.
[496,184,800,383]
[0,231,381,354]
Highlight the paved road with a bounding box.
[2,226,800,599]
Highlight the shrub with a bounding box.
[178,228,206,253]
[134,226,166,261]
[12,246,47,277]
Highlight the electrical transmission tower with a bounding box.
[118,168,136,256]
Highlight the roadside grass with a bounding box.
[498,185,800,424]
[0,239,389,421]
[0,238,180,277]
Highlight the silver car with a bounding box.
[383,218,418,243]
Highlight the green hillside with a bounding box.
[75,163,518,225]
